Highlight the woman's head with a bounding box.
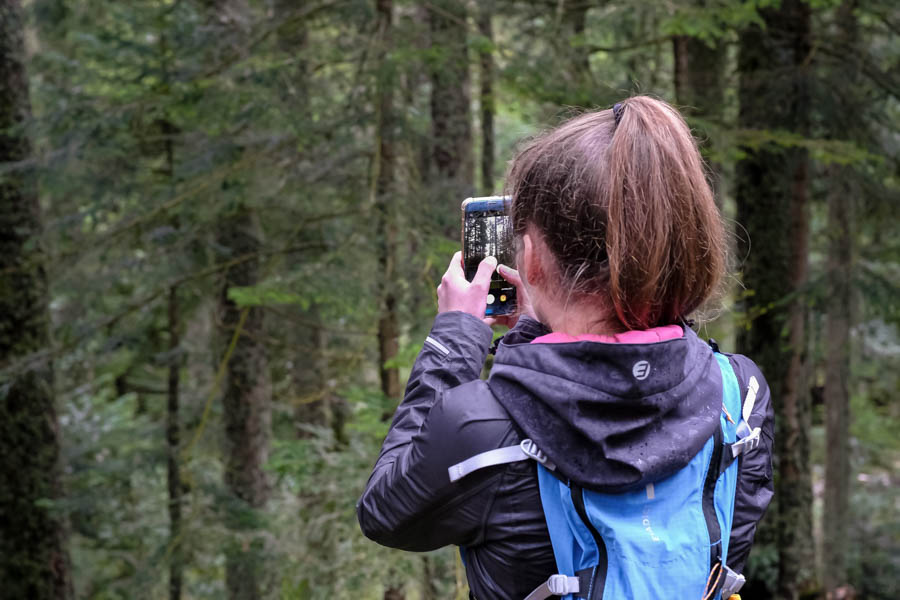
[506,95,725,331]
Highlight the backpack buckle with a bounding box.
[520,439,556,471]
[721,565,746,597]
[547,574,579,595]
[731,426,761,458]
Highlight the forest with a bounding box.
[0,0,897,598]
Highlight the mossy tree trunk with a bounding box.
[166,284,183,600]
[823,0,858,593]
[735,1,813,598]
[201,3,273,597]
[672,6,726,197]
[428,0,473,237]
[0,1,72,598]
[375,0,401,407]
[478,2,495,196]
[217,205,272,600]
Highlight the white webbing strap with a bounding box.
[742,375,759,423]
[448,445,528,482]
[522,574,580,600]
[448,438,555,483]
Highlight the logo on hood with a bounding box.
[632,360,651,380]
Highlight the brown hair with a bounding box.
[507,95,725,330]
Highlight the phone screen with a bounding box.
[462,197,517,316]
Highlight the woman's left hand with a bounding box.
[437,251,497,322]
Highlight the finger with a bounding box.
[471,256,498,290]
[497,264,523,287]
[445,251,465,279]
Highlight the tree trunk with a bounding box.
[217,207,272,600]
[562,0,592,104]
[672,37,724,118]
[0,1,72,597]
[823,1,858,593]
[375,0,401,406]
[478,3,495,195]
[202,1,272,594]
[383,587,405,600]
[276,0,310,114]
[735,2,813,599]
[167,286,183,600]
[428,0,473,236]
[293,311,329,431]
[823,165,852,594]
[672,7,726,197]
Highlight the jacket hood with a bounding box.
[488,320,723,493]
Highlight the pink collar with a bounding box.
[531,324,683,345]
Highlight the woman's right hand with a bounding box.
[486,264,536,328]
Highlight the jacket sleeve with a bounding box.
[357,311,515,551]
[726,354,775,574]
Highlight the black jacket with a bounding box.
[357,312,774,599]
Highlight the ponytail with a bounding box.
[507,96,725,330]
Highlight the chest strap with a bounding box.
[448,439,556,483]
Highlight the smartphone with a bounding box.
[461,196,517,317]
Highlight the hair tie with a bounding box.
[612,102,625,127]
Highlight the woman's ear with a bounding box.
[521,232,542,287]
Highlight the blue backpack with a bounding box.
[448,352,762,600]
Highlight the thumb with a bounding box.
[497,264,522,287]
[471,256,498,290]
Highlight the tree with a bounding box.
[216,202,272,600]
[166,284,183,600]
[478,2,495,195]
[822,0,858,593]
[0,0,72,597]
[428,0,473,235]
[735,1,813,598]
[671,1,726,195]
[375,0,401,406]
[204,6,273,600]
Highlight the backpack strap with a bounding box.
[448,439,556,483]
[709,347,752,600]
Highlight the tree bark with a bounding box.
[823,1,858,593]
[276,0,310,114]
[375,0,401,405]
[293,311,329,431]
[158,32,183,595]
[735,2,813,598]
[428,0,473,236]
[672,5,726,198]
[478,4,495,195]
[823,165,852,594]
[0,1,72,597]
[202,2,272,595]
[217,207,272,600]
[671,37,725,117]
[167,285,183,600]
[563,0,592,103]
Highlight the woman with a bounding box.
[357,96,774,599]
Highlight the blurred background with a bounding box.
[0,0,897,598]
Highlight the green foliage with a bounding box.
[228,284,312,309]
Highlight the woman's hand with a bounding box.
[484,264,536,328]
[437,252,497,321]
